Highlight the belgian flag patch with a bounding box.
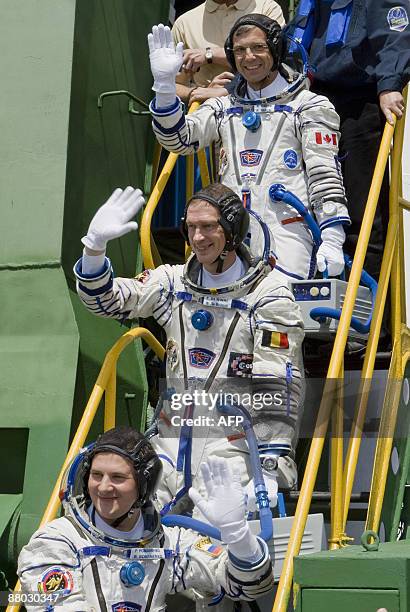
[261,330,289,349]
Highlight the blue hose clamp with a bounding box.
[191,309,214,331]
[120,561,145,587]
[242,110,261,132]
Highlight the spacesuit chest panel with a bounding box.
[219,107,302,184]
[218,105,310,228]
[94,554,167,610]
[180,300,250,381]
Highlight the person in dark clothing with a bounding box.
[286,0,410,277]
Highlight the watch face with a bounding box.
[206,48,212,62]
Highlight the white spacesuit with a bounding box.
[148,17,351,281]
[18,428,274,611]
[74,184,304,505]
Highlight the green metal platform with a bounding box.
[294,538,410,611]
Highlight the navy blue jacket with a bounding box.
[286,0,410,95]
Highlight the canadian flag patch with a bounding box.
[315,132,337,146]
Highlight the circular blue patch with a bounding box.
[120,561,145,587]
[283,149,298,169]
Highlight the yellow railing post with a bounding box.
[341,215,398,529]
[390,104,406,348]
[150,141,162,193]
[364,99,408,535]
[329,363,344,550]
[186,153,194,202]
[105,367,117,431]
[341,90,407,531]
[197,149,211,188]
[365,346,403,533]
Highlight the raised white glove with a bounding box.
[82,187,144,251]
[316,225,346,277]
[189,457,261,560]
[245,472,278,512]
[148,24,183,95]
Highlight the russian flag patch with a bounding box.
[195,537,224,557]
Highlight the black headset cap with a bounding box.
[224,14,283,72]
[84,427,162,507]
[181,183,249,251]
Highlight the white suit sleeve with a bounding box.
[149,96,224,155]
[18,522,87,612]
[74,257,176,325]
[298,92,351,230]
[250,280,305,446]
[169,529,273,601]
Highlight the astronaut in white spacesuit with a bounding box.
[148,15,351,281]
[18,427,274,611]
[73,183,304,507]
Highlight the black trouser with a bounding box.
[312,84,390,279]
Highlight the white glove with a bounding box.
[245,472,278,512]
[148,24,184,95]
[316,225,346,277]
[82,187,144,251]
[189,457,261,560]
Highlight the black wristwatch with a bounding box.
[205,47,213,64]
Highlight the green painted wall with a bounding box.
[0,0,79,569]
[0,0,169,573]
[61,0,169,445]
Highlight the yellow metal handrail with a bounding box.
[7,327,165,612]
[365,88,409,534]
[140,101,211,270]
[341,212,398,529]
[274,108,405,610]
